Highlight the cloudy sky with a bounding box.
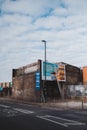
[0,0,87,82]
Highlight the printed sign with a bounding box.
[56,63,66,82]
[0,87,3,91]
[42,61,58,81]
[36,72,40,90]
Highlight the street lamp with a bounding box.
[42,40,46,81]
[42,40,47,102]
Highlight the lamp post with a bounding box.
[42,40,46,81]
[42,40,47,102]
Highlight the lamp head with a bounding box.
[42,40,46,43]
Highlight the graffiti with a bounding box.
[15,90,24,96]
[24,65,38,74]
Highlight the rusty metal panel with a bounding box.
[83,66,87,85]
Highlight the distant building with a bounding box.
[0,82,12,97]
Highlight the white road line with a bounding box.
[37,115,68,127]
[65,122,86,126]
[14,108,34,114]
[0,104,10,108]
[37,115,86,127]
[46,115,81,123]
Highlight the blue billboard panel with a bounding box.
[42,61,58,81]
[36,72,40,90]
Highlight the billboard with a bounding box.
[41,61,58,81]
[56,63,66,82]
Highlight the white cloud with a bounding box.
[1,0,59,17]
[52,7,68,17]
[0,0,87,82]
[64,0,87,15]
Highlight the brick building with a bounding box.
[12,60,82,102]
[12,60,41,102]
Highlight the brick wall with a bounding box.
[65,64,82,84]
[12,60,41,102]
[59,63,82,99]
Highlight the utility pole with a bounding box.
[42,40,47,102]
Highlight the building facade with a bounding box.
[12,60,82,102]
[12,60,41,102]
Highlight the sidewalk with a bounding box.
[0,97,87,110]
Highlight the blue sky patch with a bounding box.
[0,0,87,82]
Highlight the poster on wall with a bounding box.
[0,86,3,91]
[41,61,58,81]
[56,63,66,82]
[36,72,40,90]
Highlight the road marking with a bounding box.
[65,122,85,126]
[0,104,10,108]
[6,110,18,117]
[37,115,86,127]
[37,115,68,127]
[45,115,79,123]
[14,108,34,114]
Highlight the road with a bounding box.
[0,99,87,130]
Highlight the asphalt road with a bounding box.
[0,99,87,130]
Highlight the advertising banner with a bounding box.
[56,63,66,82]
[41,61,58,81]
[36,72,40,90]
